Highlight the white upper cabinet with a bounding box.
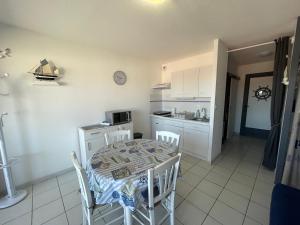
[183,67,199,97]
[171,66,212,98]
[171,70,184,97]
[198,65,213,97]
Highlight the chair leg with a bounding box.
[149,209,155,225]
[82,206,87,225]
[169,192,176,225]
[87,208,94,225]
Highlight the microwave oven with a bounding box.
[105,110,132,125]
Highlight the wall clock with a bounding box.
[113,71,127,85]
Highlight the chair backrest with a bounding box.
[70,151,93,209]
[105,129,131,145]
[147,153,181,208]
[156,131,180,151]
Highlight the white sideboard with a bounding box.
[151,115,210,160]
[78,122,133,168]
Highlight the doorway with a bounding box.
[240,72,273,138]
[223,73,239,143]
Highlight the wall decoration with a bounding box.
[113,71,127,85]
[28,59,61,86]
[253,85,272,101]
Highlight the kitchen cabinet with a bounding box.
[78,122,133,168]
[171,65,213,98]
[151,116,209,160]
[198,65,213,97]
[171,70,184,97]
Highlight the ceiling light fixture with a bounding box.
[144,0,166,4]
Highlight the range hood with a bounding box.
[152,83,171,89]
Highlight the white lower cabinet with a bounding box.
[151,116,209,160]
[183,128,209,159]
[78,122,133,168]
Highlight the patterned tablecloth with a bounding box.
[86,139,176,211]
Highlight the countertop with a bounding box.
[150,114,210,126]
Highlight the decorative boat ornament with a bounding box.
[28,59,60,80]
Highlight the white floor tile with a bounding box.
[175,194,184,208]
[176,180,194,198]
[66,204,82,225]
[219,189,249,214]
[210,201,245,225]
[246,202,269,225]
[32,199,64,225]
[43,213,68,225]
[196,180,222,198]
[175,201,207,225]
[231,172,256,187]
[243,217,262,225]
[182,172,203,187]
[202,216,222,225]
[225,180,252,199]
[0,194,32,224]
[181,160,194,171]
[186,189,215,213]
[197,160,214,170]
[62,190,81,210]
[33,178,58,196]
[3,212,31,225]
[33,187,61,209]
[182,154,200,165]
[211,165,234,177]
[57,170,77,185]
[251,189,271,209]
[253,181,273,197]
[189,165,210,177]
[206,171,229,187]
[59,179,80,196]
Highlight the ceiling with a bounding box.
[229,43,276,65]
[0,0,299,61]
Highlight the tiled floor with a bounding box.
[0,135,274,225]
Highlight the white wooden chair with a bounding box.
[132,153,182,225]
[156,131,180,152]
[70,152,123,225]
[104,129,131,145]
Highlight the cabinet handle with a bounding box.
[90,131,101,135]
[88,142,91,151]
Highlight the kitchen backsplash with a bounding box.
[162,101,210,117]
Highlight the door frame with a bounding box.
[222,73,239,143]
[240,72,273,138]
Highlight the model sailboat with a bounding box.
[28,59,59,80]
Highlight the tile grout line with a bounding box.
[56,176,70,225]
[199,152,249,225]
[241,159,265,225]
[31,185,34,225]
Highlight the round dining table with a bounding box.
[86,139,176,225]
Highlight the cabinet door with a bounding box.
[198,66,213,97]
[151,119,165,139]
[171,71,184,97]
[82,135,106,168]
[183,68,199,97]
[183,128,209,158]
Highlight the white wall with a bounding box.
[0,24,159,186]
[209,39,228,161]
[234,60,274,133]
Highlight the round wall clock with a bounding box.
[113,71,127,85]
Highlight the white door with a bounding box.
[246,76,273,130]
[183,68,199,97]
[198,65,213,97]
[171,71,184,97]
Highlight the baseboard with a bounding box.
[17,167,75,190]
